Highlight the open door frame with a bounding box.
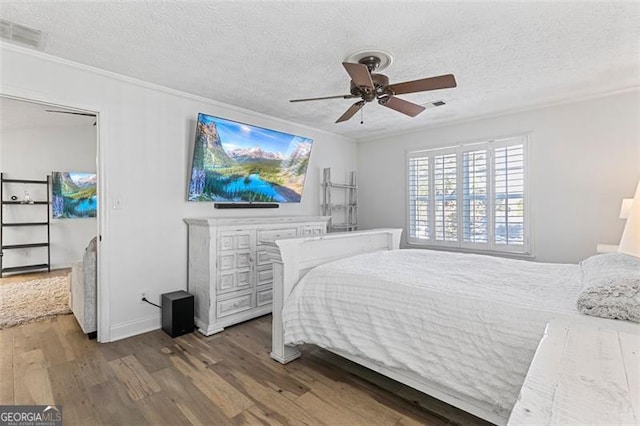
[0,90,111,342]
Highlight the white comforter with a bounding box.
[282,249,583,419]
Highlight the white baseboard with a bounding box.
[109,314,161,342]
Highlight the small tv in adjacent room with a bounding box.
[187,113,313,204]
[51,171,97,219]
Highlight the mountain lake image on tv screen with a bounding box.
[188,115,312,203]
[52,171,97,219]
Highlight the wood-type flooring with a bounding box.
[0,312,491,425]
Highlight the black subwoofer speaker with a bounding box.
[161,290,194,338]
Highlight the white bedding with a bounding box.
[282,249,584,419]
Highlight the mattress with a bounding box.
[282,249,584,419]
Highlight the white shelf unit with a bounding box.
[321,168,358,232]
[0,173,51,276]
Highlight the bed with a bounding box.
[264,228,638,425]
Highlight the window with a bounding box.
[407,135,529,254]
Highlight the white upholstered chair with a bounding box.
[70,237,97,338]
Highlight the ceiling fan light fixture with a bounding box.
[344,49,394,72]
[290,52,456,123]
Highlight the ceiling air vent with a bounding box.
[0,19,42,49]
[422,100,447,109]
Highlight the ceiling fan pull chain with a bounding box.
[360,107,364,125]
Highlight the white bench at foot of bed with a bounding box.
[263,228,403,364]
[508,318,639,425]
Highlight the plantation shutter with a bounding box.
[407,134,529,254]
[462,149,489,244]
[408,154,430,240]
[494,141,525,249]
[433,152,457,242]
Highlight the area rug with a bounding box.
[0,275,71,329]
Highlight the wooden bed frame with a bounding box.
[264,228,507,426]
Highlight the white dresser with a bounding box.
[184,216,329,335]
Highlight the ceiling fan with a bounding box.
[46,110,97,126]
[290,55,457,123]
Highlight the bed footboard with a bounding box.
[264,228,402,364]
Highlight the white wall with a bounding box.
[0,44,357,341]
[358,91,640,264]
[0,125,97,269]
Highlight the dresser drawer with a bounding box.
[257,288,273,306]
[257,265,273,286]
[217,293,253,318]
[257,249,273,266]
[257,228,297,244]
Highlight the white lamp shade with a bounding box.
[620,198,633,219]
[619,180,640,258]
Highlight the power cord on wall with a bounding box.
[142,297,161,309]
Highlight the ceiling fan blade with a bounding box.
[387,74,457,96]
[342,62,374,91]
[46,110,96,117]
[289,94,357,103]
[378,96,425,117]
[336,101,365,123]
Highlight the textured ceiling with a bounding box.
[0,2,638,140]
[0,97,95,130]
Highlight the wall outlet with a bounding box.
[140,290,148,304]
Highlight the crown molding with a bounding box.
[360,86,640,143]
[0,42,356,143]
[2,42,636,145]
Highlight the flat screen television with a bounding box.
[51,171,97,219]
[188,113,313,203]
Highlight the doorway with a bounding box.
[0,96,100,337]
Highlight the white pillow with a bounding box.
[576,253,640,322]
